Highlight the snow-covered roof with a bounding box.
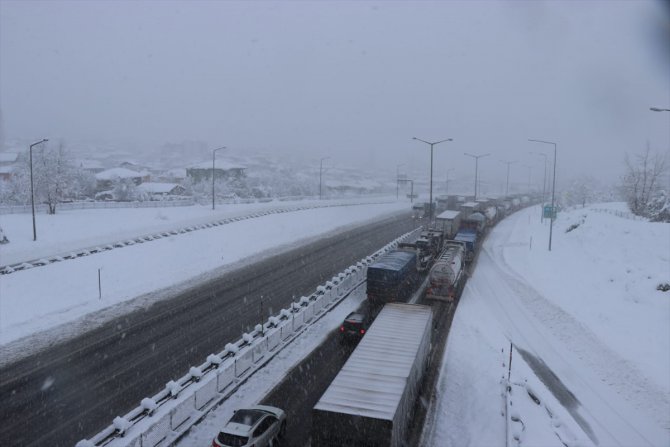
[0,153,18,163]
[137,182,182,193]
[461,201,478,208]
[96,168,148,180]
[436,210,461,220]
[314,303,432,420]
[189,160,245,170]
[0,166,14,174]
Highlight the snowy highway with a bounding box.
[0,204,416,446]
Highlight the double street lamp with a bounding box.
[29,138,48,241]
[413,137,452,221]
[464,152,490,201]
[212,146,226,210]
[529,139,557,251]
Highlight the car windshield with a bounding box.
[216,432,249,447]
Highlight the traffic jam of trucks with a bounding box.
[312,194,538,446]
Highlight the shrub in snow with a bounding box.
[141,397,158,414]
[189,366,203,381]
[254,324,263,333]
[268,316,280,326]
[113,416,131,434]
[299,296,310,305]
[280,309,291,319]
[242,333,254,343]
[225,343,239,354]
[657,283,670,292]
[316,285,326,293]
[207,354,223,365]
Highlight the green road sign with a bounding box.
[543,205,557,219]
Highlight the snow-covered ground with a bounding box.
[0,199,409,362]
[422,203,670,446]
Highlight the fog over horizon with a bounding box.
[1,0,669,189]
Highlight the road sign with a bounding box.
[543,205,556,219]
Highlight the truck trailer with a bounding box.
[311,303,433,447]
[366,250,418,305]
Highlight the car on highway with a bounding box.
[212,405,286,447]
[339,311,371,344]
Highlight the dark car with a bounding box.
[212,405,286,447]
[339,311,372,343]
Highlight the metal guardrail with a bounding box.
[75,228,421,447]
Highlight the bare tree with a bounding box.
[621,143,668,216]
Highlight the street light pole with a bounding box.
[464,152,490,201]
[529,139,557,251]
[29,138,48,241]
[500,160,516,196]
[522,164,532,193]
[396,164,404,200]
[212,146,227,210]
[531,152,548,222]
[319,157,330,200]
[413,137,452,221]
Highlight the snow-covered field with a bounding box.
[0,199,409,362]
[422,203,670,446]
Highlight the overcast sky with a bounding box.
[1,0,668,189]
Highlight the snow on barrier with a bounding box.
[78,227,420,447]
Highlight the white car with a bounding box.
[211,405,287,447]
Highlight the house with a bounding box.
[0,152,19,182]
[95,167,150,191]
[137,182,186,200]
[77,159,105,174]
[186,160,245,183]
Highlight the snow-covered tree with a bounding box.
[32,142,76,214]
[621,145,668,217]
[112,177,140,201]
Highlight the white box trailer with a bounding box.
[311,303,433,447]
[435,209,462,239]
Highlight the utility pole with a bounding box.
[211,146,226,210]
[29,138,48,241]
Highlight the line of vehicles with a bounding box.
[322,194,537,446]
[212,194,538,447]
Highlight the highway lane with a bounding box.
[0,211,416,447]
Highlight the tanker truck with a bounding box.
[425,241,466,301]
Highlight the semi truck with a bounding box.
[454,229,478,262]
[366,250,419,305]
[425,241,466,301]
[435,209,462,239]
[311,303,433,447]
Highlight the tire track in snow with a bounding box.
[470,220,667,445]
